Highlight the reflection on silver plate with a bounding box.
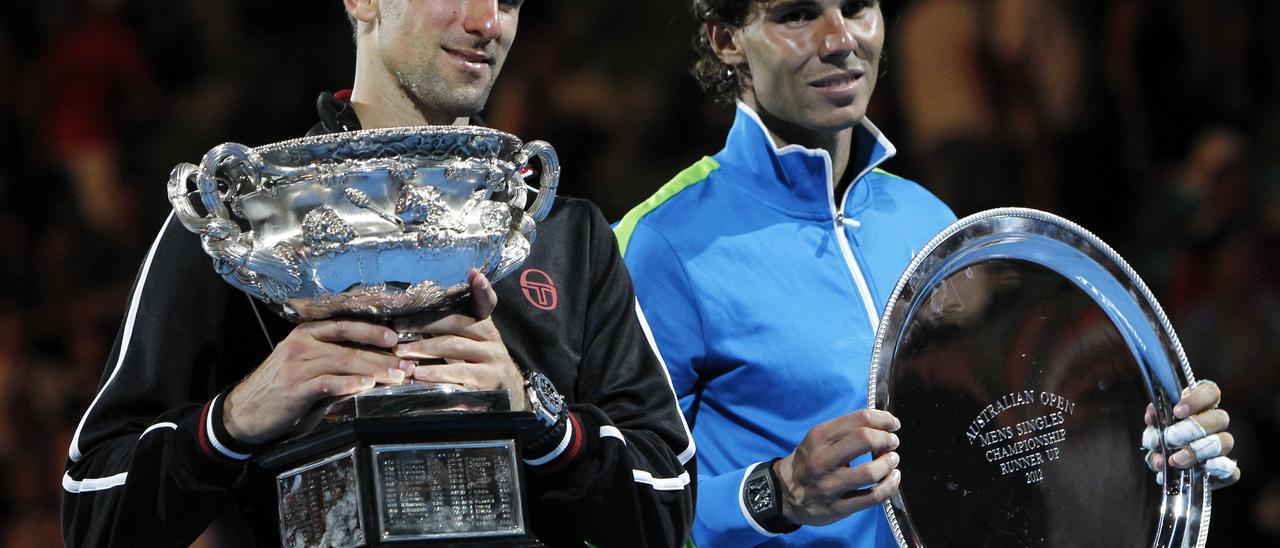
[869,208,1209,548]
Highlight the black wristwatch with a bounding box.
[524,370,564,429]
[743,459,800,534]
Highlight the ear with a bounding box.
[343,0,377,25]
[706,20,747,67]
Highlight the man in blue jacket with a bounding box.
[616,0,1239,545]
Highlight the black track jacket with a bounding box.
[61,94,695,547]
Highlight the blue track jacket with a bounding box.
[615,104,956,546]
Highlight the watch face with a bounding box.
[530,372,563,415]
[747,475,774,513]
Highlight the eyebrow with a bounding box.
[765,0,820,14]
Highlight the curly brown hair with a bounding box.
[691,0,768,105]
[693,1,890,106]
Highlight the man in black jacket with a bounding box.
[61,1,695,545]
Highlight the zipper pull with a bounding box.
[835,213,861,228]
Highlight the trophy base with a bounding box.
[257,387,542,547]
[294,381,513,435]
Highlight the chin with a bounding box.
[806,113,865,133]
[417,91,491,121]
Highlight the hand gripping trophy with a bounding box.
[167,125,558,546]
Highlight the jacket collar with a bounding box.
[309,90,362,136]
[309,90,490,137]
[716,102,897,219]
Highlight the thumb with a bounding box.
[469,269,498,319]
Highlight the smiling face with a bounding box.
[370,0,522,121]
[713,0,884,138]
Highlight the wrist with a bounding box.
[510,373,531,412]
[222,384,266,446]
[772,457,795,522]
[744,458,800,535]
[201,389,262,465]
[222,391,250,444]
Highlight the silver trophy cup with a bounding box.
[167,126,559,546]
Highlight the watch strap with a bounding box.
[522,406,568,454]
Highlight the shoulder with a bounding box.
[148,212,230,283]
[541,195,604,225]
[614,156,725,257]
[536,195,610,245]
[866,168,957,222]
[522,196,622,272]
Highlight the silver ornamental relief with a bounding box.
[477,202,512,236]
[396,185,448,227]
[167,126,560,322]
[302,206,357,251]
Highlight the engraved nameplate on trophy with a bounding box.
[278,449,366,548]
[372,441,523,541]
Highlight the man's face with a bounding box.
[377,0,522,119]
[733,0,884,133]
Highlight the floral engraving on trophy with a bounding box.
[965,390,1075,484]
[476,201,513,236]
[301,206,358,251]
[395,185,449,227]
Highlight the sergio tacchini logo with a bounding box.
[519,269,557,311]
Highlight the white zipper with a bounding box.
[833,212,880,333]
[828,161,879,333]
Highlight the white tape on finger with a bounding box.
[1142,425,1161,451]
[1190,435,1223,461]
[1163,418,1207,447]
[1204,456,1237,479]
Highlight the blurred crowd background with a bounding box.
[0,0,1277,545]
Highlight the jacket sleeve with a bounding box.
[620,220,785,546]
[61,214,264,547]
[524,205,696,547]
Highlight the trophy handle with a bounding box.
[167,143,255,238]
[520,140,559,222]
[166,143,302,301]
[195,143,255,226]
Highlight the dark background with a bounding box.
[0,0,1276,545]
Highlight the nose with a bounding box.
[461,0,501,41]
[817,10,856,61]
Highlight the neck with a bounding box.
[349,52,470,128]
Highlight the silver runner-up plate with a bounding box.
[869,208,1210,547]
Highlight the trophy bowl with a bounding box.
[167,127,559,546]
[167,125,559,322]
[870,208,1210,547]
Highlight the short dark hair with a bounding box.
[691,0,766,104]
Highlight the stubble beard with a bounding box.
[394,66,493,122]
